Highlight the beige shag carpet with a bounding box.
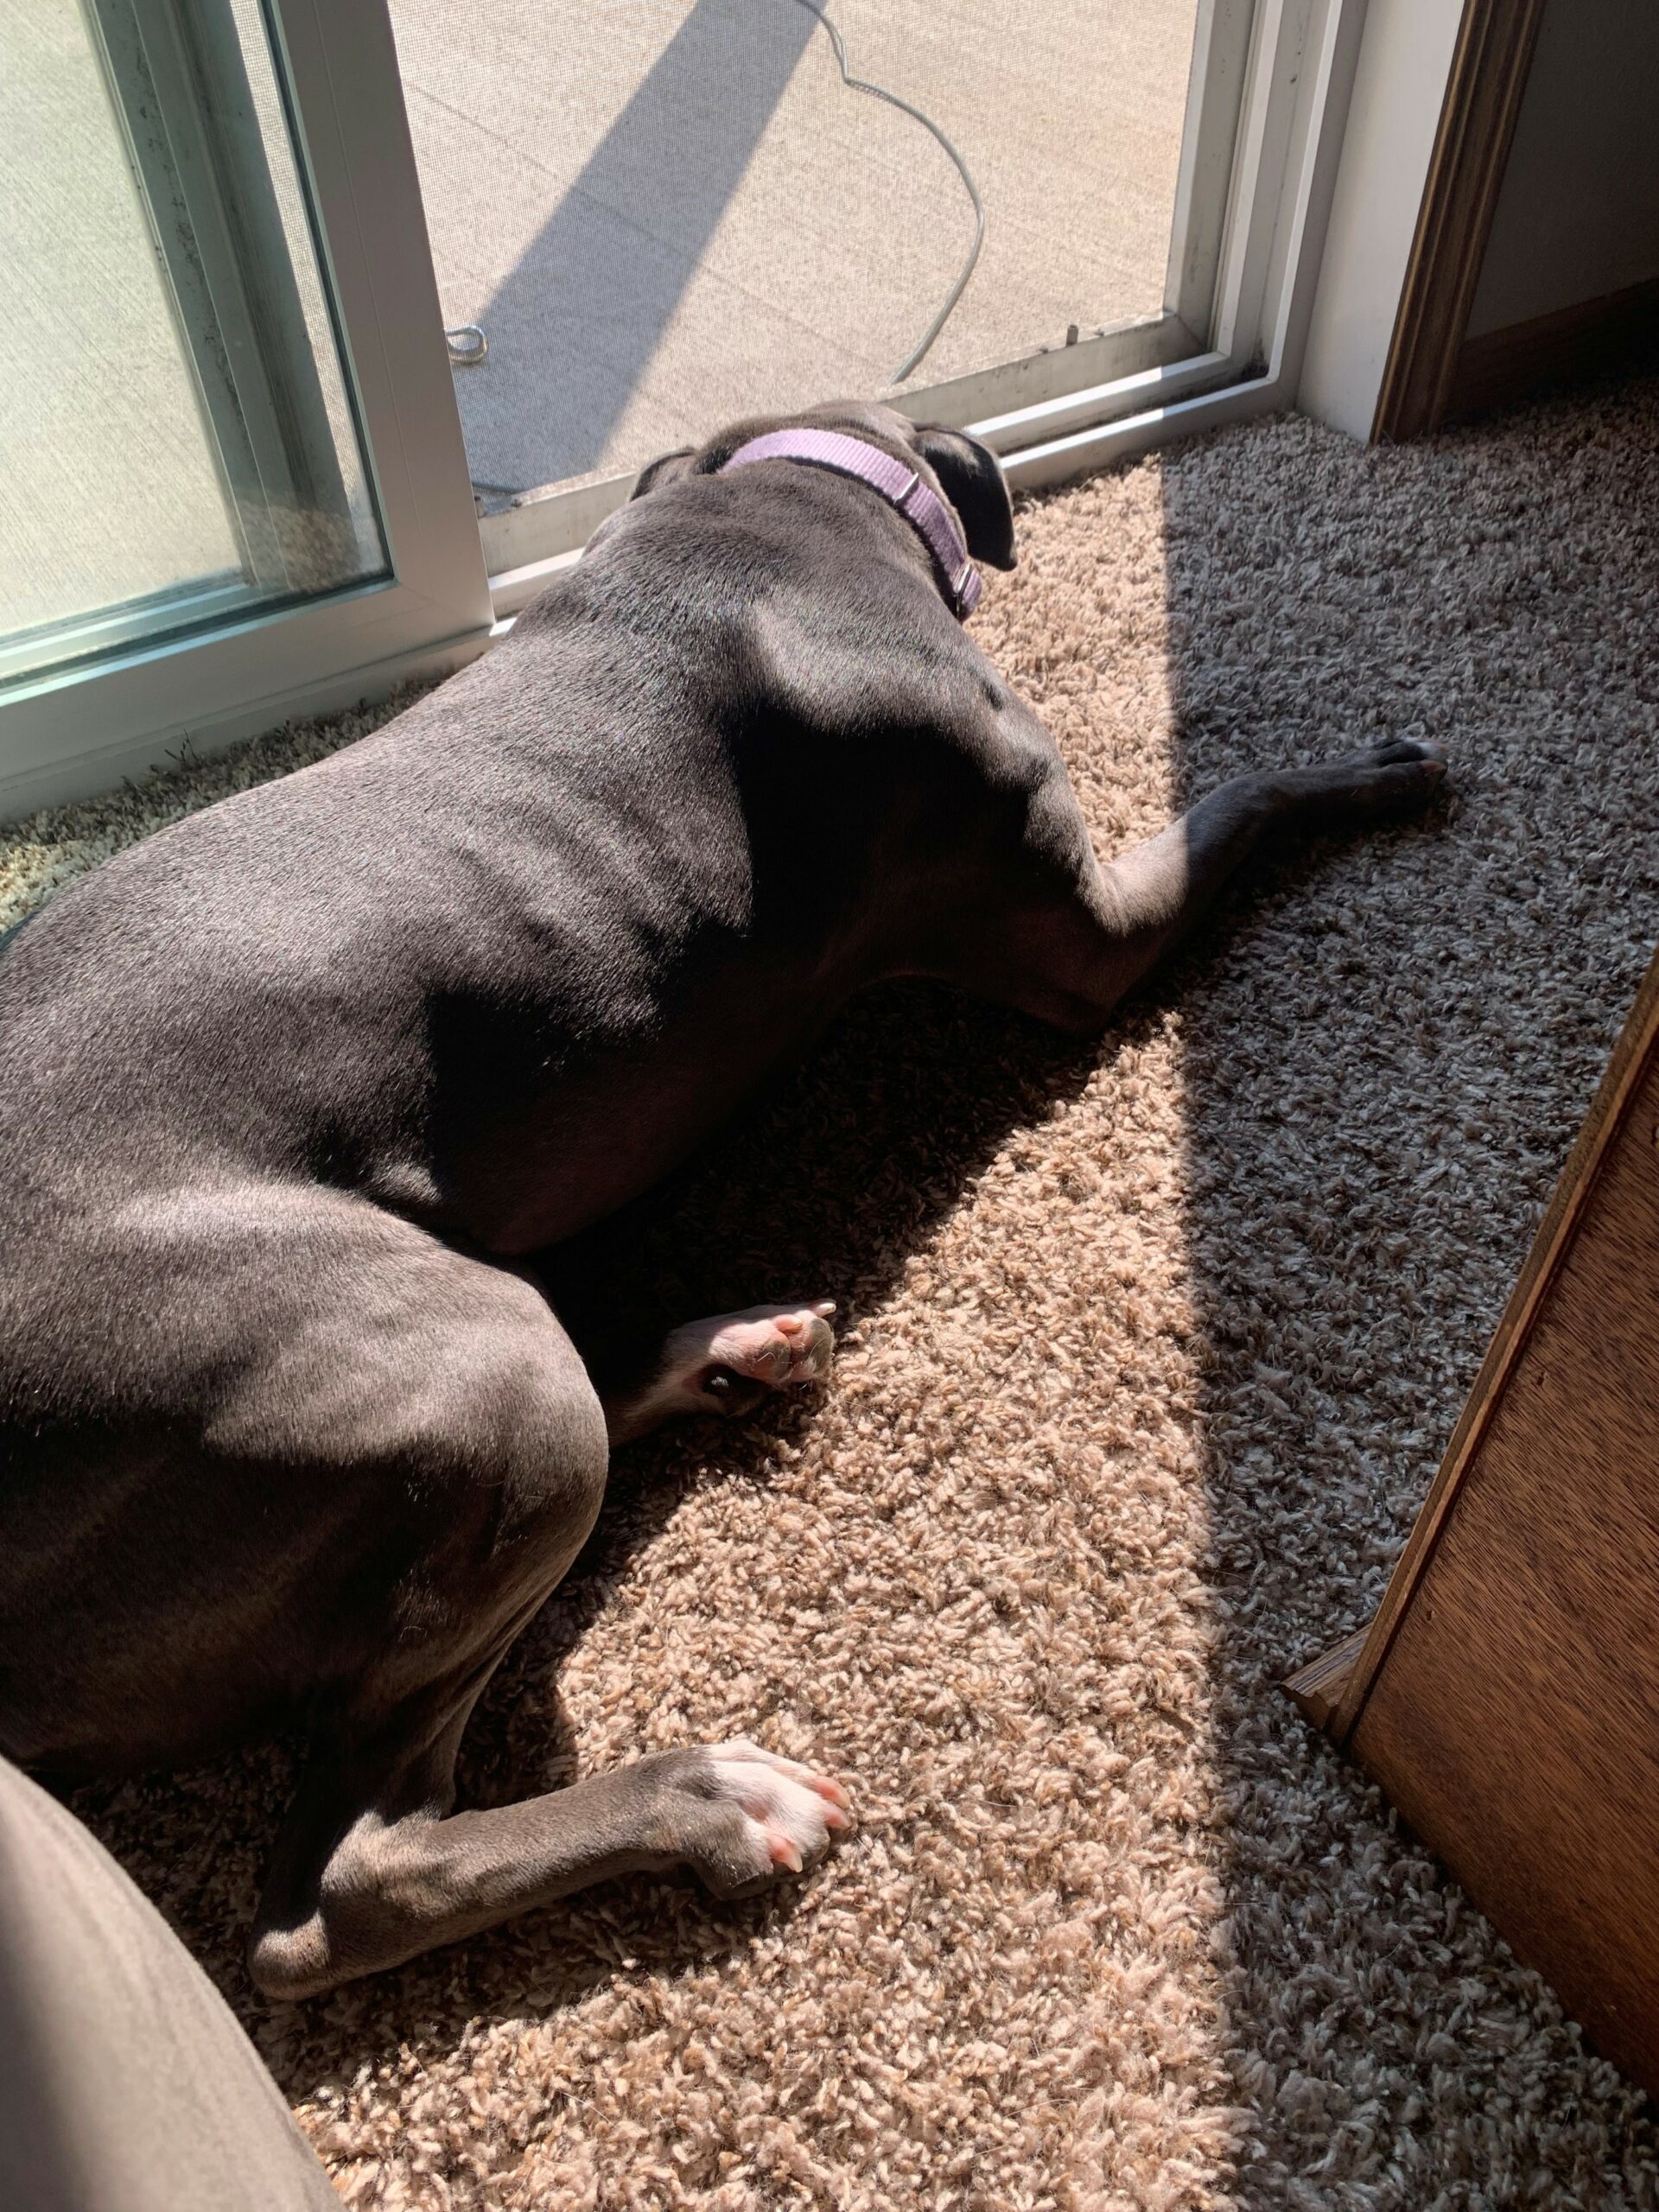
[6,374,1659,2210]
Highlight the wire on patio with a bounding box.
[786,0,984,384]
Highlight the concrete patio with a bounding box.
[389,0,1198,499]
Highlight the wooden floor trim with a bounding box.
[1322,946,1659,1746]
[1448,280,1659,422]
[1283,1628,1368,1736]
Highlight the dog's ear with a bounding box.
[910,426,1017,570]
[631,446,696,500]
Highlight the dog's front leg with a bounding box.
[1004,738,1448,1033]
[598,1300,837,1445]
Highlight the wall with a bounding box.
[1467,0,1659,339]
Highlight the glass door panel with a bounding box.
[0,0,389,690]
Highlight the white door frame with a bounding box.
[0,0,492,822]
[993,0,1369,490]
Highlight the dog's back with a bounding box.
[0,444,1041,1777]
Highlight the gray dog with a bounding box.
[0,404,1445,1997]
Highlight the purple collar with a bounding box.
[720,429,983,620]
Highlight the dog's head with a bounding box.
[631,401,1017,572]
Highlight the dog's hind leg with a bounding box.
[251,1707,849,1998]
[232,1233,847,1999]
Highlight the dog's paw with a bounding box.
[1286,737,1449,823]
[663,1739,852,1897]
[664,1300,836,1417]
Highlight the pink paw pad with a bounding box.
[707,1302,836,1386]
[664,1300,837,1414]
[705,1740,852,1878]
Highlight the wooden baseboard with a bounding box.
[1282,1628,1369,1736]
[1447,279,1659,422]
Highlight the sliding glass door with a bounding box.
[3,0,391,690]
[0,0,1361,814]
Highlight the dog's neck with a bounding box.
[719,429,982,621]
